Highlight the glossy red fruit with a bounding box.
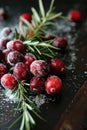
[30,60,49,77]
[24,53,36,68]
[45,75,62,95]
[53,37,68,49]
[68,10,81,22]
[0,63,7,78]
[0,8,7,20]
[0,27,12,37]
[20,13,32,23]
[6,40,24,52]
[0,37,8,50]
[30,77,45,92]
[1,73,17,89]
[50,58,65,74]
[7,51,24,66]
[13,62,29,81]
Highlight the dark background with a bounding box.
[0,0,87,130]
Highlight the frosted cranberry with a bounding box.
[3,49,12,63]
[20,13,32,23]
[0,63,7,78]
[50,58,65,74]
[7,51,24,66]
[1,73,17,89]
[0,8,7,20]
[68,10,81,22]
[0,37,9,50]
[13,62,29,81]
[6,40,24,52]
[30,60,49,77]
[24,53,36,68]
[53,37,68,49]
[45,75,62,95]
[0,27,12,37]
[30,77,45,92]
[0,50,4,62]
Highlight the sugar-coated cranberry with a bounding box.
[0,63,7,78]
[0,37,9,50]
[20,13,32,23]
[3,49,12,63]
[0,27,12,37]
[68,10,81,22]
[13,62,29,81]
[53,37,68,49]
[50,58,65,74]
[1,73,17,89]
[30,60,49,77]
[30,77,45,92]
[24,53,36,68]
[0,8,7,20]
[6,40,24,52]
[7,51,24,66]
[45,75,62,95]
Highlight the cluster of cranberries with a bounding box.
[0,26,67,95]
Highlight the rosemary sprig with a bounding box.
[8,81,43,130]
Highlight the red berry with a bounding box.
[45,75,62,95]
[30,77,45,92]
[30,60,49,77]
[7,51,24,66]
[50,58,65,74]
[0,37,8,50]
[0,27,12,37]
[3,49,12,63]
[68,10,81,22]
[20,13,32,23]
[53,37,68,49]
[0,8,7,20]
[13,62,29,81]
[24,53,36,68]
[1,73,17,89]
[6,40,24,52]
[0,63,7,78]
[44,35,55,41]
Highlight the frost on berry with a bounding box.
[13,62,29,81]
[45,75,62,95]
[30,77,45,92]
[0,63,7,78]
[6,40,24,52]
[0,27,12,37]
[24,53,36,68]
[30,60,49,77]
[1,73,17,89]
[3,49,12,63]
[7,51,24,66]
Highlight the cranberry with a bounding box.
[0,8,7,20]
[7,51,24,66]
[0,27,12,37]
[13,62,29,81]
[50,58,65,74]
[3,49,12,63]
[30,60,49,77]
[0,37,9,50]
[1,73,17,89]
[68,10,81,22]
[0,63,7,78]
[30,77,45,92]
[24,53,36,68]
[44,35,56,41]
[20,13,32,23]
[6,40,24,52]
[45,75,62,95]
[53,37,68,49]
